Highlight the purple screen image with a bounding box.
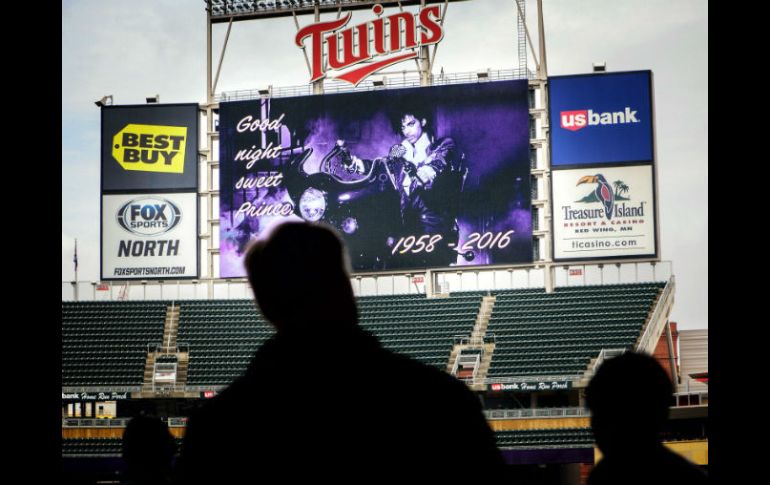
[219,80,531,277]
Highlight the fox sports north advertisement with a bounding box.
[218,80,531,276]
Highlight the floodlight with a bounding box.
[94,95,113,107]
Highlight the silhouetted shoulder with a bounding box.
[589,446,707,485]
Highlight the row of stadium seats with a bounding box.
[61,283,663,388]
[358,294,481,369]
[494,427,594,448]
[178,300,277,385]
[485,283,661,377]
[358,300,482,310]
[62,301,167,387]
[360,318,474,328]
[61,428,596,456]
[62,437,183,456]
[359,308,479,317]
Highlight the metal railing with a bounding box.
[62,417,188,428]
[185,385,228,392]
[61,386,141,394]
[472,374,581,386]
[62,418,130,428]
[672,391,709,407]
[208,0,465,20]
[217,68,531,102]
[636,275,676,354]
[63,260,673,301]
[583,348,626,382]
[485,407,590,420]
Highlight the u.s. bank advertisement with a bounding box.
[552,165,657,261]
[548,71,653,167]
[101,192,198,279]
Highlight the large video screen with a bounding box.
[219,80,531,277]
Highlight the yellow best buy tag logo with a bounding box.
[112,124,187,173]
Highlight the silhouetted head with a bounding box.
[244,221,358,332]
[122,416,176,481]
[585,352,673,456]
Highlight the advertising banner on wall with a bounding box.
[101,192,198,279]
[488,381,572,392]
[101,104,199,191]
[62,391,130,401]
[551,164,657,261]
[549,71,653,167]
[218,80,532,277]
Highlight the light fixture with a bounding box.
[94,95,113,107]
[593,62,607,72]
[477,70,489,81]
[146,94,160,104]
[257,85,272,97]
[371,76,386,87]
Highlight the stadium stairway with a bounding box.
[447,294,496,390]
[140,303,188,397]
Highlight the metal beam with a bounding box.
[208,0,467,23]
[536,0,547,79]
[212,17,234,96]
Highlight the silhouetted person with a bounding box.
[585,352,707,485]
[122,416,176,485]
[176,222,504,482]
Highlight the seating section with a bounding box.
[62,301,168,387]
[494,427,594,448]
[177,300,274,386]
[62,429,594,455]
[356,292,483,369]
[486,283,665,378]
[177,293,482,386]
[62,437,183,457]
[61,283,665,388]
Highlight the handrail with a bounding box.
[584,348,627,381]
[62,417,188,428]
[485,407,590,420]
[636,275,676,354]
[473,374,581,386]
[217,68,531,102]
[62,386,140,393]
[63,260,673,301]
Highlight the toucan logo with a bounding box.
[112,124,187,173]
[560,107,639,131]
